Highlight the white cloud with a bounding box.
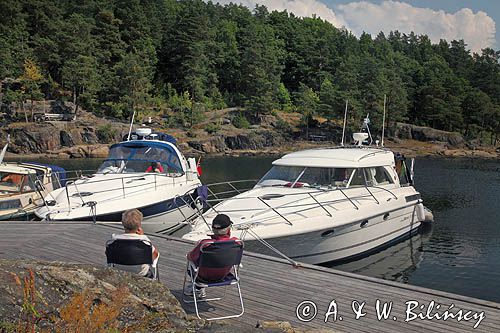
[210,0,496,52]
[212,0,347,28]
[336,1,496,52]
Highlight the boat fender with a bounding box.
[423,206,434,223]
[416,203,425,222]
[187,158,197,181]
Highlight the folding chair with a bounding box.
[182,240,244,320]
[105,239,159,280]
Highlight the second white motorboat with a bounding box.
[35,128,204,234]
[183,129,432,264]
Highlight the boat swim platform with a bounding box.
[1,221,499,333]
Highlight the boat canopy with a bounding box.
[273,148,395,168]
[100,140,183,173]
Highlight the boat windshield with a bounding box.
[97,145,183,174]
[257,166,354,188]
[0,172,35,193]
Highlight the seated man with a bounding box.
[185,214,240,296]
[110,209,159,277]
[145,162,164,173]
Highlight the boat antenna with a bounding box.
[127,110,136,141]
[381,94,387,147]
[0,134,10,165]
[341,100,348,146]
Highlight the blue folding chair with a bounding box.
[182,240,244,320]
[105,238,159,280]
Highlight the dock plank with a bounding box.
[0,221,498,333]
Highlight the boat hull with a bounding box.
[36,190,202,235]
[239,203,421,264]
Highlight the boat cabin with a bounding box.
[257,148,399,189]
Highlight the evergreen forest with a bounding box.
[1,0,499,141]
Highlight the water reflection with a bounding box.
[331,225,432,283]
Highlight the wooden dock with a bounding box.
[1,221,500,332]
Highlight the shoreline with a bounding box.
[4,139,499,160]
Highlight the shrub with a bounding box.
[276,117,292,133]
[205,122,221,134]
[96,124,117,143]
[232,113,250,129]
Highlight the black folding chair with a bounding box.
[105,239,159,280]
[182,240,244,320]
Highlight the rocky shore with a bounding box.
[0,110,498,160]
[0,259,330,333]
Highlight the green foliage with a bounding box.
[204,122,221,134]
[96,124,117,143]
[318,78,338,120]
[275,117,292,133]
[0,0,499,141]
[232,113,250,129]
[277,83,293,111]
[294,83,319,138]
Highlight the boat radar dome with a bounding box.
[136,128,152,137]
[353,132,369,146]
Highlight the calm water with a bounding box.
[8,156,500,302]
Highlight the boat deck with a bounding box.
[1,221,500,332]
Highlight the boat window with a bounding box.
[51,173,62,189]
[257,166,305,186]
[348,169,366,187]
[97,145,183,174]
[0,172,33,193]
[25,174,36,192]
[364,167,394,186]
[258,166,359,188]
[107,146,133,160]
[132,146,170,162]
[299,168,331,186]
[299,168,351,187]
[0,199,22,211]
[331,168,352,187]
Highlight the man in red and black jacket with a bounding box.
[187,214,240,282]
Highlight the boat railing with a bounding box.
[203,184,399,226]
[173,191,212,229]
[205,179,258,202]
[58,172,195,208]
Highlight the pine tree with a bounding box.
[295,83,319,139]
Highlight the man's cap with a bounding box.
[212,214,232,229]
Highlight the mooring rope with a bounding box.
[245,228,300,268]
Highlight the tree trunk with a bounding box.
[306,120,309,140]
[190,92,194,128]
[23,102,28,123]
[31,99,34,122]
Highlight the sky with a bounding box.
[211,0,498,53]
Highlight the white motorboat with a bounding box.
[35,128,203,234]
[183,119,433,264]
[0,136,67,220]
